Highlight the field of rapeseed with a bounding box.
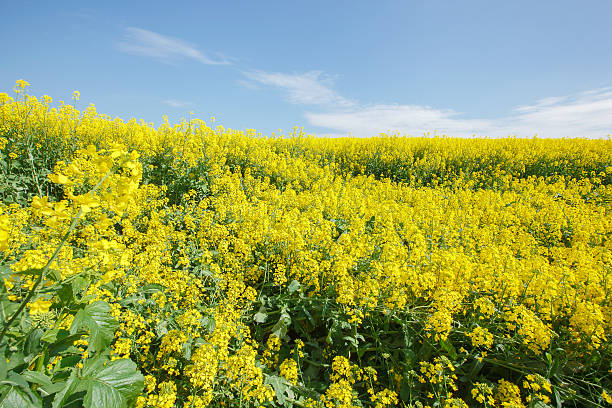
[0,80,610,408]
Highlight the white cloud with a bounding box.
[502,88,612,138]
[306,105,494,138]
[514,96,568,113]
[118,27,229,65]
[296,82,612,138]
[163,99,191,108]
[243,67,612,138]
[243,70,355,108]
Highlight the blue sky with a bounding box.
[1,0,612,138]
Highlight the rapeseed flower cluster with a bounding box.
[1,80,610,407]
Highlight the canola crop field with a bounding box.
[0,80,611,408]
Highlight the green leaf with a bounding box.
[37,380,67,397]
[71,276,89,295]
[287,280,301,294]
[253,306,268,323]
[10,268,42,277]
[141,284,165,293]
[70,301,118,353]
[201,316,215,334]
[46,331,85,359]
[5,352,26,373]
[342,336,359,348]
[0,372,42,408]
[253,311,268,323]
[554,389,563,408]
[25,329,43,356]
[0,290,18,326]
[47,269,61,282]
[0,348,6,381]
[439,338,457,360]
[0,386,41,408]
[81,357,144,408]
[265,375,286,405]
[21,371,52,388]
[57,284,74,305]
[1,372,28,389]
[51,369,78,408]
[154,320,168,337]
[40,328,64,344]
[79,295,98,305]
[271,308,291,339]
[182,341,192,360]
[0,265,11,279]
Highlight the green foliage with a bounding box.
[142,147,211,205]
[0,128,68,206]
[70,301,119,354]
[0,149,145,407]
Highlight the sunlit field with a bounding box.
[1,80,611,407]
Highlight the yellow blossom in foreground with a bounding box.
[27,298,53,315]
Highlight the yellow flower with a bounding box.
[279,358,299,385]
[48,173,71,185]
[28,298,53,315]
[14,79,30,93]
[468,326,494,349]
[2,78,611,408]
[69,192,100,213]
[0,210,9,251]
[496,379,524,407]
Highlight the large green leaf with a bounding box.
[0,348,6,381]
[81,357,144,408]
[0,386,42,408]
[46,331,86,358]
[20,371,52,388]
[287,279,301,294]
[271,306,291,339]
[69,301,118,353]
[253,305,268,323]
[51,369,78,408]
[0,265,11,281]
[25,329,43,356]
[265,375,285,405]
[0,266,18,326]
[264,375,294,406]
[0,372,42,408]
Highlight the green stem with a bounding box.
[481,357,529,375]
[34,349,46,372]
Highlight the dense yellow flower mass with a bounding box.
[0,80,610,407]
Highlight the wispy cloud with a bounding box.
[306,105,494,138]
[504,88,612,138]
[245,69,611,138]
[242,70,355,108]
[307,90,612,138]
[118,27,230,65]
[163,99,191,108]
